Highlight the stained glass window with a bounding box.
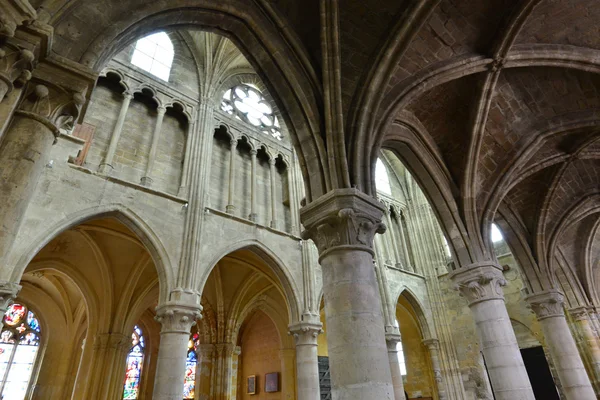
[131,32,174,81]
[221,84,283,140]
[182,331,199,399]
[0,303,41,400]
[122,325,144,399]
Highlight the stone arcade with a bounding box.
[0,1,599,400]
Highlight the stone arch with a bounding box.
[9,204,174,303]
[395,287,432,340]
[64,3,327,201]
[198,238,302,324]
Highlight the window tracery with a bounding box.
[122,325,144,399]
[221,84,283,140]
[0,303,41,400]
[131,32,174,81]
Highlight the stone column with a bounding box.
[249,148,258,221]
[0,282,20,327]
[98,91,133,175]
[287,161,299,233]
[141,105,166,186]
[450,263,535,400]
[289,322,322,400]
[526,290,596,399]
[0,82,84,263]
[269,157,278,229]
[300,188,394,399]
[385,211,403,269]
[153,303,202,400]
[0,46,34,103]
[423,338,447,400]
[385,332,406,400]
[396,213,413,272]
[178,119,195,197]
[570,307,600,393]
[88,332,130,399]
[195,343,215,399]
[226,138,237,214]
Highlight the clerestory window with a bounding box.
[131,32,174,81]
[0,303,41,400]
[221,84,283,140]
[375,158,392,196]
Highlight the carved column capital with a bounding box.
[155,303,202,334]
[215,342,236,356]
[423,338,440,351]
[385,332,402,352]
[16,81,86,137]
[450,263,506,305]
[0,281,21,313]
[0,44,34,97]
[569,306,592,321]
[525,290,565,320]
[196,343,215,359]
[300,188,386,260]
[288,321,323,346]
[0,1,36,38]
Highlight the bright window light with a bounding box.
[375,158,392,195]
[131,32,174,81]
[397,341,407,376]
[491,223,503,243]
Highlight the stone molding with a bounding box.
[300,188,386,260]
[214,342,237,356]
[0,43,34,99]
[0,281,21,313]
[525,290,565,320]
[155,303,202,334]
[449,263,506,306]
[93,332,130,351]
[288,321,323,346]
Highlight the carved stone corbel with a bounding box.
[0,281,21,314]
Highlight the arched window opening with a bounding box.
[221,84,283,140]
[183,330,199,399]
[0,303,41,400]
[375,158,392,196]
[122,325,144,399]
[131,32,174,81]
[491,223,504,243]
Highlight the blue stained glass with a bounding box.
[182,350,196,399]
[26,312,39,332]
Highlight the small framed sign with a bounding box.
[265,372,279,393]
[247,375,256,395]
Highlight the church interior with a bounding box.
[0,1,599,399]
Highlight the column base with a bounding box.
[226,204,236,214]
[140,176,153,187]
[248,213,257,222]
[270,220,278,230]
[98,163,114,176]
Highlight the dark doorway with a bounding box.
[521,346,559,399]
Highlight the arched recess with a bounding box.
[394,287,432,340]
[382,120,475,268]
[65,2,328,201]
[9,204,173,303]
[198,239,302,324]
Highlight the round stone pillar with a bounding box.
[450,263,535,400]
[289,322,323,400]
[0,83,84,262]
[526,290,596,400]
[153,303,202,400]
[301,188,394,399]
[385,332,406,400]
[570,307,600,395]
